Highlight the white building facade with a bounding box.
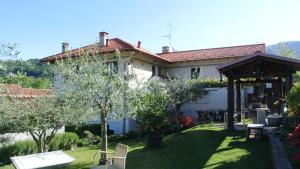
[41,32,266,133]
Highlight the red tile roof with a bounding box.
[157,43,266,62]
[40,38,170,63]
[0,84,52,98]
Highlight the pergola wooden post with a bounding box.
[236,79,242,113]
[218,53,300,131]
[227,77,234,131]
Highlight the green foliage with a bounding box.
[287,82,300,117]
[108,131,138,142]
[0,59,54,80]
[65,124,114,138]
[54,47,133,162]
[0,140,37,164]
[134,78,170,136]
[274,43,297,58]
[0,42,19,59]
[189,78,227,88]
[0,73,52,89]
[0,90,88,152]
[48,132,79,151]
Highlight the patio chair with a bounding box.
[92,143,129,169]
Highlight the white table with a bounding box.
[10,150,75,169]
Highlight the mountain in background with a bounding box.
[267,41,300,56]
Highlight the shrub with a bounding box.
[180,116,195,129]
[49,132,79,151]
[65,124,114,138]
[287,123,300,162]
[0,140,37,165]
[76,139,89,147]
[287,82,300,117]
[135,92,170,136]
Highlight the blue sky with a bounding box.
[1,0,300,59]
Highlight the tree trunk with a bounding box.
[175,104,181,132]
[29,131,43,153]
[99,111,108,165]
[37,140,43,153]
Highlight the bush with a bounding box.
[180,116,195,129]
[135,92,170,136]
[287,82,300,117]
[287,123,300,162]
[108,131,139,142]
[76,139,89,147]
[49,132,79,151]
[65,123,114,138]
[0,140,37,165]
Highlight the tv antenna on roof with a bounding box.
[162,24,172,48]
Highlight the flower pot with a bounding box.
[147,135,163,149]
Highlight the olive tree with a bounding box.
[54,48,132,164]
[0,91,86,152]
[166,76,206,132]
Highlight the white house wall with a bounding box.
[166,65,220,79]
[165,57,240,79]
[180,87,246,121]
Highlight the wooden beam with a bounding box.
[227,78,234,131]
[236,80,241,113]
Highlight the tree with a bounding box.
[0,91,86,153]
[54,47,132,164]
[166,76,206,132]
[0,42,20,78]
[274,43,297,58]
[0,42,20,59]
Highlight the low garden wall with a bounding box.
[0,126,65,147]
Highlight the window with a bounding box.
[158,66,162,77]
[112,61,118,73]
[106,61,118,74]
[191,67,201,79]
[152,65,156,77]
[124,60,133,75]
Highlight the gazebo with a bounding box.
[218,52,300,131]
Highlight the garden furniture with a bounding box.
[10,150,75,169]
[92,143,128,169]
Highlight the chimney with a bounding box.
[162,46,170,53]
[137,41,141,48]
[99,31,109,47]
[62,42,69,52]
[106,39,109,47]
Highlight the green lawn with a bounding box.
[0,125,272,169]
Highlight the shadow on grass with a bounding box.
[126,127,271,169]
[126,127,227,169]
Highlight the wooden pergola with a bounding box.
[218,52,300,131]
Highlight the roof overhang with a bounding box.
[218,53,300,78]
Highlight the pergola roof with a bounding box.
[218,52,300,78]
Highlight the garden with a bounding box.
[1,47,300,169]
[0,125,272,169]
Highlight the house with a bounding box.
[41,32,266,133]
[0,83,52,98]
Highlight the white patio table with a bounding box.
[10,150,75,169]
